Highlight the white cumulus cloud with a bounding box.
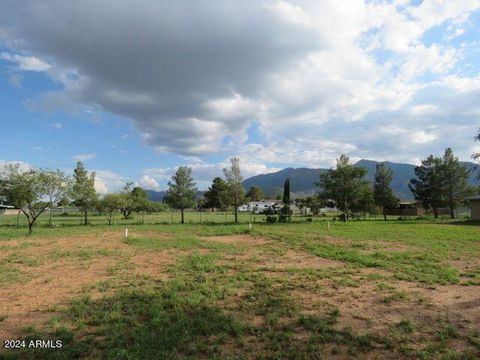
[0,1,479,165]
[72,153,96,162]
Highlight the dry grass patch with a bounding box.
[130,252,176,280]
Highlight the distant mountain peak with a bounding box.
[243,159,478,201]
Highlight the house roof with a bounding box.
[464,195,480,201]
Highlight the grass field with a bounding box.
[0,218,479,359]
[0,210,282,227]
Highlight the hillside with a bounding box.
[145,160,478,202]
[242,159,479,200]
[145,190,205,202]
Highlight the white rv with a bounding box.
[237,200,280,214]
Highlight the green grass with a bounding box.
[0,266,28,286]
[47,248,113,261]
[249,220,480,284]
[123,235,238,253]
[0,218,479,359]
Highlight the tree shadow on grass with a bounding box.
[1,289,243,360]
[442,220,480,226]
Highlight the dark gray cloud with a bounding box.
[0,0,479,163]
[0,0,325,154]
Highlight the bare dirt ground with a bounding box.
[0,231,479,356]
[208,233,480,354]
[0,231,174,339]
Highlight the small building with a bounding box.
[385,201,426,216]
[465,196,480,221]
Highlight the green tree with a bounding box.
[143,200,168,214]
[223,157,245,224]
[71,161,97,225]
[165,166,197,224]
[316,155,368,222]
[283,178,290,205]
[280,178,291,221]
[131,187,156,223]
[409,155,444,218]
[1,164,69,232]
[98,193,123,225]
[204,177,229,210]
[304,196,323,215]
[440,148,471,219]
[131,187,148,210]
[118,182,134,219]
[0,179,12,205]
[246,186,265,202]
[373,163,399,220]
[117,184,150,220]
[353,184,375,218]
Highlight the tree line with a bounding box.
[164,157,246,224]
[1,129,479,231]
[318,147,476,222]
[0,161,165,232]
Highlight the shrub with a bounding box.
[266,215,277,223]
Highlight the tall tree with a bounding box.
[223,157,245,223]
[373,163,399,220]
[246,186,265,202]
[71,161,97,225]
[283,178,290,205]
[281,178,291,221]
[316,155,368,222]
[204,177,229,210]
[409,155,444,218]
[441,148,471,219]
[165,166,197,224]
[1,164,69,232]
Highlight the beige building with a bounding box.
[465,196,480,221]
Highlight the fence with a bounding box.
[0,209,334,227]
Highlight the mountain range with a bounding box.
[146,159,479,202]
[243,159,479,200]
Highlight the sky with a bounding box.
[0,0,480,193]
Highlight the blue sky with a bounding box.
[1,0,480,192]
